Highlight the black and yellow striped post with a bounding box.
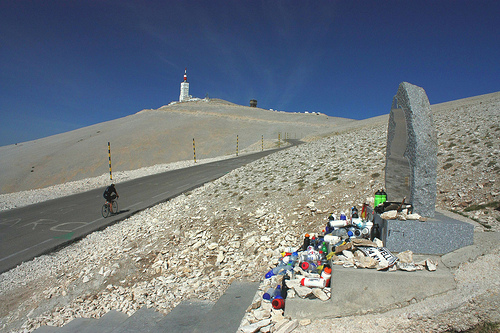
[193,138,196,163]
[278,133,281,148]
[236,135,239,156]
[261,135,264,151]
[108,142,113,180]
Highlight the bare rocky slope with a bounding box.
[0,99,353,194]
[0,91,499,332]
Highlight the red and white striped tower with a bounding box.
[179,68,189,102]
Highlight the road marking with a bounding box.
[0,238,53,262]
[127,201,143,208]
[153,191,170,199]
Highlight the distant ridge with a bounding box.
[0,99,353,193]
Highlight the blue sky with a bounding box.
[1,1,499,146]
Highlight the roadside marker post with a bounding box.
[193,138,197,163]
[236,135,239,156]
[108,142,113,181]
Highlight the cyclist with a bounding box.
[103,184,119,212]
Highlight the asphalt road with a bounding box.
[0,142,300,274]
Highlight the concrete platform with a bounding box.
[285,212,499,320]
[373,208,475,255]
[285,259,454,319]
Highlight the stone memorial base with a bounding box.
[373,209,474,255]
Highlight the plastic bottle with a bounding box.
[328,219,350,228]
[374,189,383,207]
[371,223,381,240]
[289,251,299,266]
[321,267,332,287]
[271,297,285,310]
[263,285,281,300]
[265,262,293,279]
[351,217,364,229]
[328,213,337,221]
[299,234,310,251]
[330,228,348,237]
[351,206,359,218]
[310,236,318,249]
[347,228,361,239]
[324,234,341,245]
[300,277,327,288]
[340,212,347,220]
[381,189,387,204]
[300,260,318,272]
[321,241,328,254]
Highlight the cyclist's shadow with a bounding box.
[113,209,129,216]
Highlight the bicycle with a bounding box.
[101,199,118,218]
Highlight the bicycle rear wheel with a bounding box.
[111,201,118,214]
[102,203,110,218]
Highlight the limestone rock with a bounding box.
[312,288,329,301]
[294,285,313,298]
[426,258,438,271]
[381,210,398,220]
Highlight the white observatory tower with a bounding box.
[179,68,189,102]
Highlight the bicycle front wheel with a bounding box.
[111,201,118,214]
[102,203,110,218]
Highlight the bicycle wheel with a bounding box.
[102,203,110,218]
[111,201,118,214]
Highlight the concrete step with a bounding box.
[32,279,259,333]
[70,310,128,333]
[151,300,214,332]
[32,325,61,333]
[110,306,164,333]
[191,279,260,333]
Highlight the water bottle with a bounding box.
[351,217,364,229]
[271,297,285,310]
[300,260,318,272]
[351,206,359,218]
[321,241,328,254]
[299,233,310,251]
[347,227,361,239]
[330,228,348,237]
[374,189,383,207]
[324,234,341,245]
[306,246,319,262]
[381,189,387,204]
[329,219,350,228]
[300,277,326,288]
[265,261,293,279]
[321,267,332,287]
[263,285,281,300]
[290,251,299,266]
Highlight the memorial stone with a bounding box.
[378,82,473,255]
[385,82,438,217]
